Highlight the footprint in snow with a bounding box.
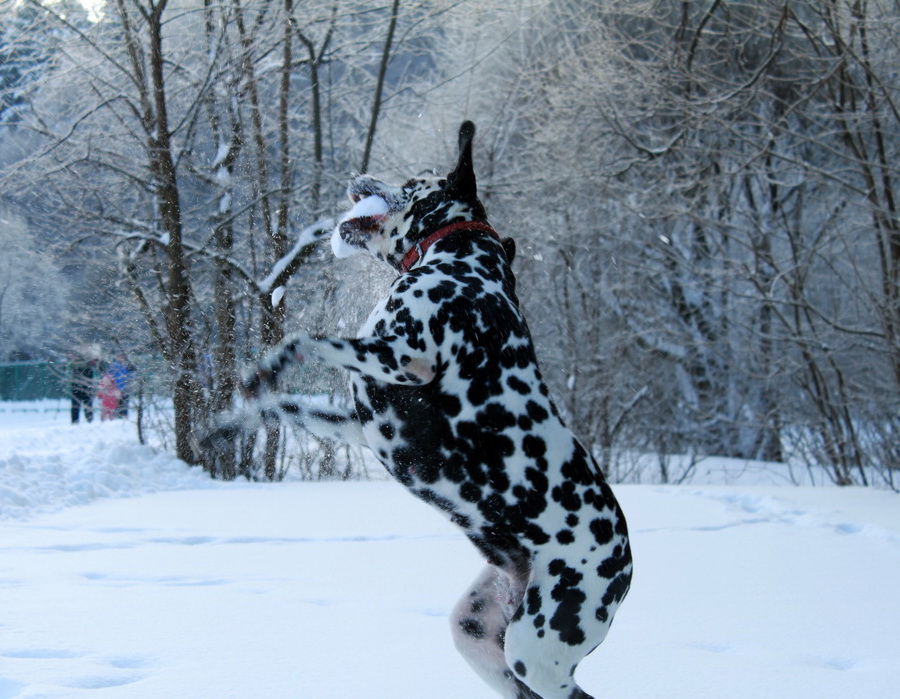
[834,522,864,535]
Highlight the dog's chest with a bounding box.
[350,253,532,452]
[348,252,564,520]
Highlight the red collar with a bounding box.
[399,221,500,274]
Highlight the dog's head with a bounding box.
[332,121,489,269]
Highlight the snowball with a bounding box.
[341,194,390,222]
[331,195,390,259]
[331,228,359,258]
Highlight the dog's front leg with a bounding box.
[309,335,437,384]
[250,331,436,391]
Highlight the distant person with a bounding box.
[108,352,136,418]
[70,355,97,423]
[97,371,121,421]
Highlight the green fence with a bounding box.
[1,358,344,402]
[0,361,69,401]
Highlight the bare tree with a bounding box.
[1,0,470,478]
[415,0,900,483]
[7,0,897,486]
[0,202,70,360]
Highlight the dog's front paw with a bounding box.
[240,367,276,400]
[240,335,310,399]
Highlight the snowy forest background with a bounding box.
[0,0,898,488]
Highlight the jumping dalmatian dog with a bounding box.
[220,122,632,699]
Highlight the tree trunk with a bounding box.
[360,0,400,173]
[147,2,201,464]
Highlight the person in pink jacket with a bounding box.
[97,372,121,421]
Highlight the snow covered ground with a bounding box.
[1,400,898,698]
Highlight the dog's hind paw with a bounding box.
[197,418,244,453]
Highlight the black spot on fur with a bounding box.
[551,481,582,512]
[514,660,527,677]
[556,529,575,544]
[460,482,482,502]
[547,559,587,646]
[507,375,531,395]
[590,518,614,546]
[526,586,542,615]
[523,434,546,458]
[459,618,485,639]
[526,400,549,423]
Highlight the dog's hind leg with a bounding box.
[273,400,366,446]
[450,565,540,699]
[501,546,631,699]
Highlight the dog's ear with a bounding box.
[501,237,516,264]
[446,121,477,201]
